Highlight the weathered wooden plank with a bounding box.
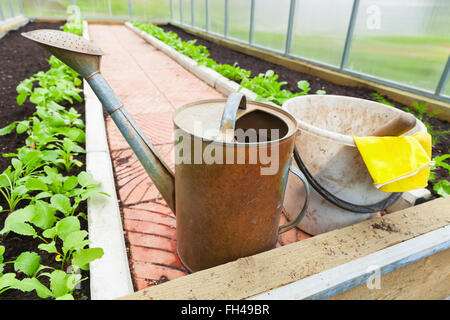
[118,197,450,300]
[330,248,450,300]
[250,226,449,299]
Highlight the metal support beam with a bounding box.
[435,55,450,96]
[224,0,229,37]
[17,0,24,15]
[128,0,132,19]
[249,0,255,44]
[285,0,296,56]
[340,0,360,69]
[7,0,14,16]
[0,2,5,21]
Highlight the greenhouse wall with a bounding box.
[6,0,450,101]
[171,0,450,101]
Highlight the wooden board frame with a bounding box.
[119,196,450,300]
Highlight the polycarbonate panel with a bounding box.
[74,0,128,20]
[131,0,170,21]
[181,0,191,25]
[208,0,224,35]
[228,0,250,41]
[172,0,181,22]
[346,0,450,93]
[0,0,13,19]
[193,0,206,29]
[290,0,354,66]
[8,0,21,16]
[252,0,290,52]
[21,0,66,17]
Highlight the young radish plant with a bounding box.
[0,18,106,300]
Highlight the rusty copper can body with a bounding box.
[173,100,301,272]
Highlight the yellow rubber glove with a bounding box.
[353,131,433,192]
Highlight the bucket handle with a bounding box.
[279,166,310,234]
[293,146,402,213]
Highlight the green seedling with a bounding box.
[47,138,85,173]
[0,251,54,298]
[429,154,450,197]
[40,216,104,271]
[0,202,56,240]
[0,249,85,299]
[213,62,251,83]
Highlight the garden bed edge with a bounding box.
[83,21,134,300]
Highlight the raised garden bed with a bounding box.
[0,20,105,300]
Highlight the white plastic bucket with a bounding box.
[282,95,427,235]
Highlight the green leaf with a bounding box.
[433,180,450,197]
[0,122,17,136]
[50,194,72,215]
[25,178,48,192]
[16,121,30,134]
[0,246,5,264]
[5,222,37,237]
[0,273,18,292]
[63,176,79,192]
[35,191,52,200]
[42,226,57,239]
[297,80,310,92]
[71,247,104,270]
[48,270,70,298]
[16,92,28,105]
[0,206,36,236]
[14,252,40,276]
[12,277,53,298]
[38,241,59,255]
[56,216,80,241]
[77,171,99,188]
[30,201,57,230]
[62,230,89,254]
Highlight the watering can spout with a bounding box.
[22,29,176,212]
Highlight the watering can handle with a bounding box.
[279,166,310,234]
[219,92,247,141]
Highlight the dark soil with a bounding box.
[0,22,89,300]
[162,24,449,197]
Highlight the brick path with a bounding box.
[88,24,309,291]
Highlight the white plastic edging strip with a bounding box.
[250,225,450,300]
[83,21,134,300]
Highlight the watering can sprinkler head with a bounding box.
[21,29,104,79]
[21,29,177,212]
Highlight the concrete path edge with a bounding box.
[83,21,134,300]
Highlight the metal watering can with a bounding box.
[22,30,310,272]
